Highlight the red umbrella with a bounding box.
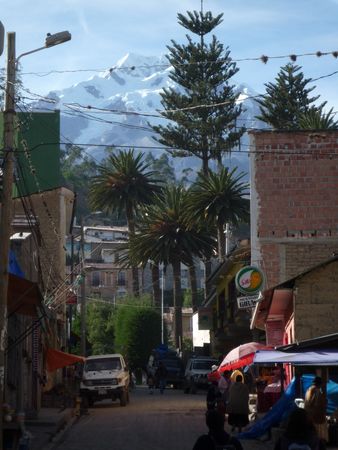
[219,342,271,373]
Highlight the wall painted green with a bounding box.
[0,111,61,196]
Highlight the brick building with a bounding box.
[250,130,338,347]
[250,130,338,288]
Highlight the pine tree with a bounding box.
[256,63,325,130]
[152,10,244,175]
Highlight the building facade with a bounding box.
[250,130,338,348]
[250,130,338,288]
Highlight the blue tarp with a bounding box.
[238,377,296,439]
[9,250,24,278]
[238,374,338,440]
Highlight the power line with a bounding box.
[19,48,338,78]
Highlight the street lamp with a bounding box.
[0,30,71,446]
[16,31,71,64]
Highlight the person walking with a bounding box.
[206,381,220,411]
[304,376,328,443]
[147,373,155,394]
[227,374,249,433]
[155,361,167,394]
[274,407,326,450]
[218,371,231,410]
[192,409,243,450]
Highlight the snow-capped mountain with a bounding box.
[34,53,263,178]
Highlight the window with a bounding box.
[92,271,100,287]
[102,249,114,263]
[85,357,121,371]
[117,271,126,286]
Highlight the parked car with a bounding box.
[147,353,184,389]
[80,354,130,407]
[184,356,219,394]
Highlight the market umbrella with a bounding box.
[219,342,272,373]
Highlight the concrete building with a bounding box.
[68,225,151,302]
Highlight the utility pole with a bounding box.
[0,32,16,448]
[80,218,86,356]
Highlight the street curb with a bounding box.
[41,412,79,450]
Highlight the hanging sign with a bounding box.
[237,293,262,309]
[235,265,265,295]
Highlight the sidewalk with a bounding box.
[25,407,77,450]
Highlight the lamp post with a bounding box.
[161,264,165,345]
[0,30,71,446]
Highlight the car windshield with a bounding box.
[85,358,121,371]
[192,360,217,371]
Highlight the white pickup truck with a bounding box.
[80,354,130,407]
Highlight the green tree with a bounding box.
[145,153,176,185]
[152,10,244,175]
[60,144,98,218]
[188,167,250,262]
[298,106,338,130]
[86,302,115,355]
[256,63,325,130]
[89,149,162,296]
[114,298,162,370]
[127,186,216,348]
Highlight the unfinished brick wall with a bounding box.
[250,130,338,288]
[294,260,338,341]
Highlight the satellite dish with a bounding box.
[0,21,4,56]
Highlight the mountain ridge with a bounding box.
[33,53,263,178]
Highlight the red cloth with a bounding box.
[46,348,84,372]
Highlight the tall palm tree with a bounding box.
[89,149,162,296]
[128,186,216,348]
[188,167,250,262]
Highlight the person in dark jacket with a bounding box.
[206,381,221,411]
[155,361,167,394]
[192,409,243,450]
[227,374,249,433]
[274,408,326,450]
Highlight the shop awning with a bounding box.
[8,273,43,317]
[46,348,85,372]
[254,349,338,366]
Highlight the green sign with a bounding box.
[235,266,265,295]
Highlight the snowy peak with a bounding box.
[32,53,261,176]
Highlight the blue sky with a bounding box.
[2,0,338,108]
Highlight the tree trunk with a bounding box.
[217,154,223,173]
[187,257,198,312]
[217,223,226,262]
[172,259,183,350]
[202,156,209,176]
[151,262,161,308]
[126,203,139,297]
